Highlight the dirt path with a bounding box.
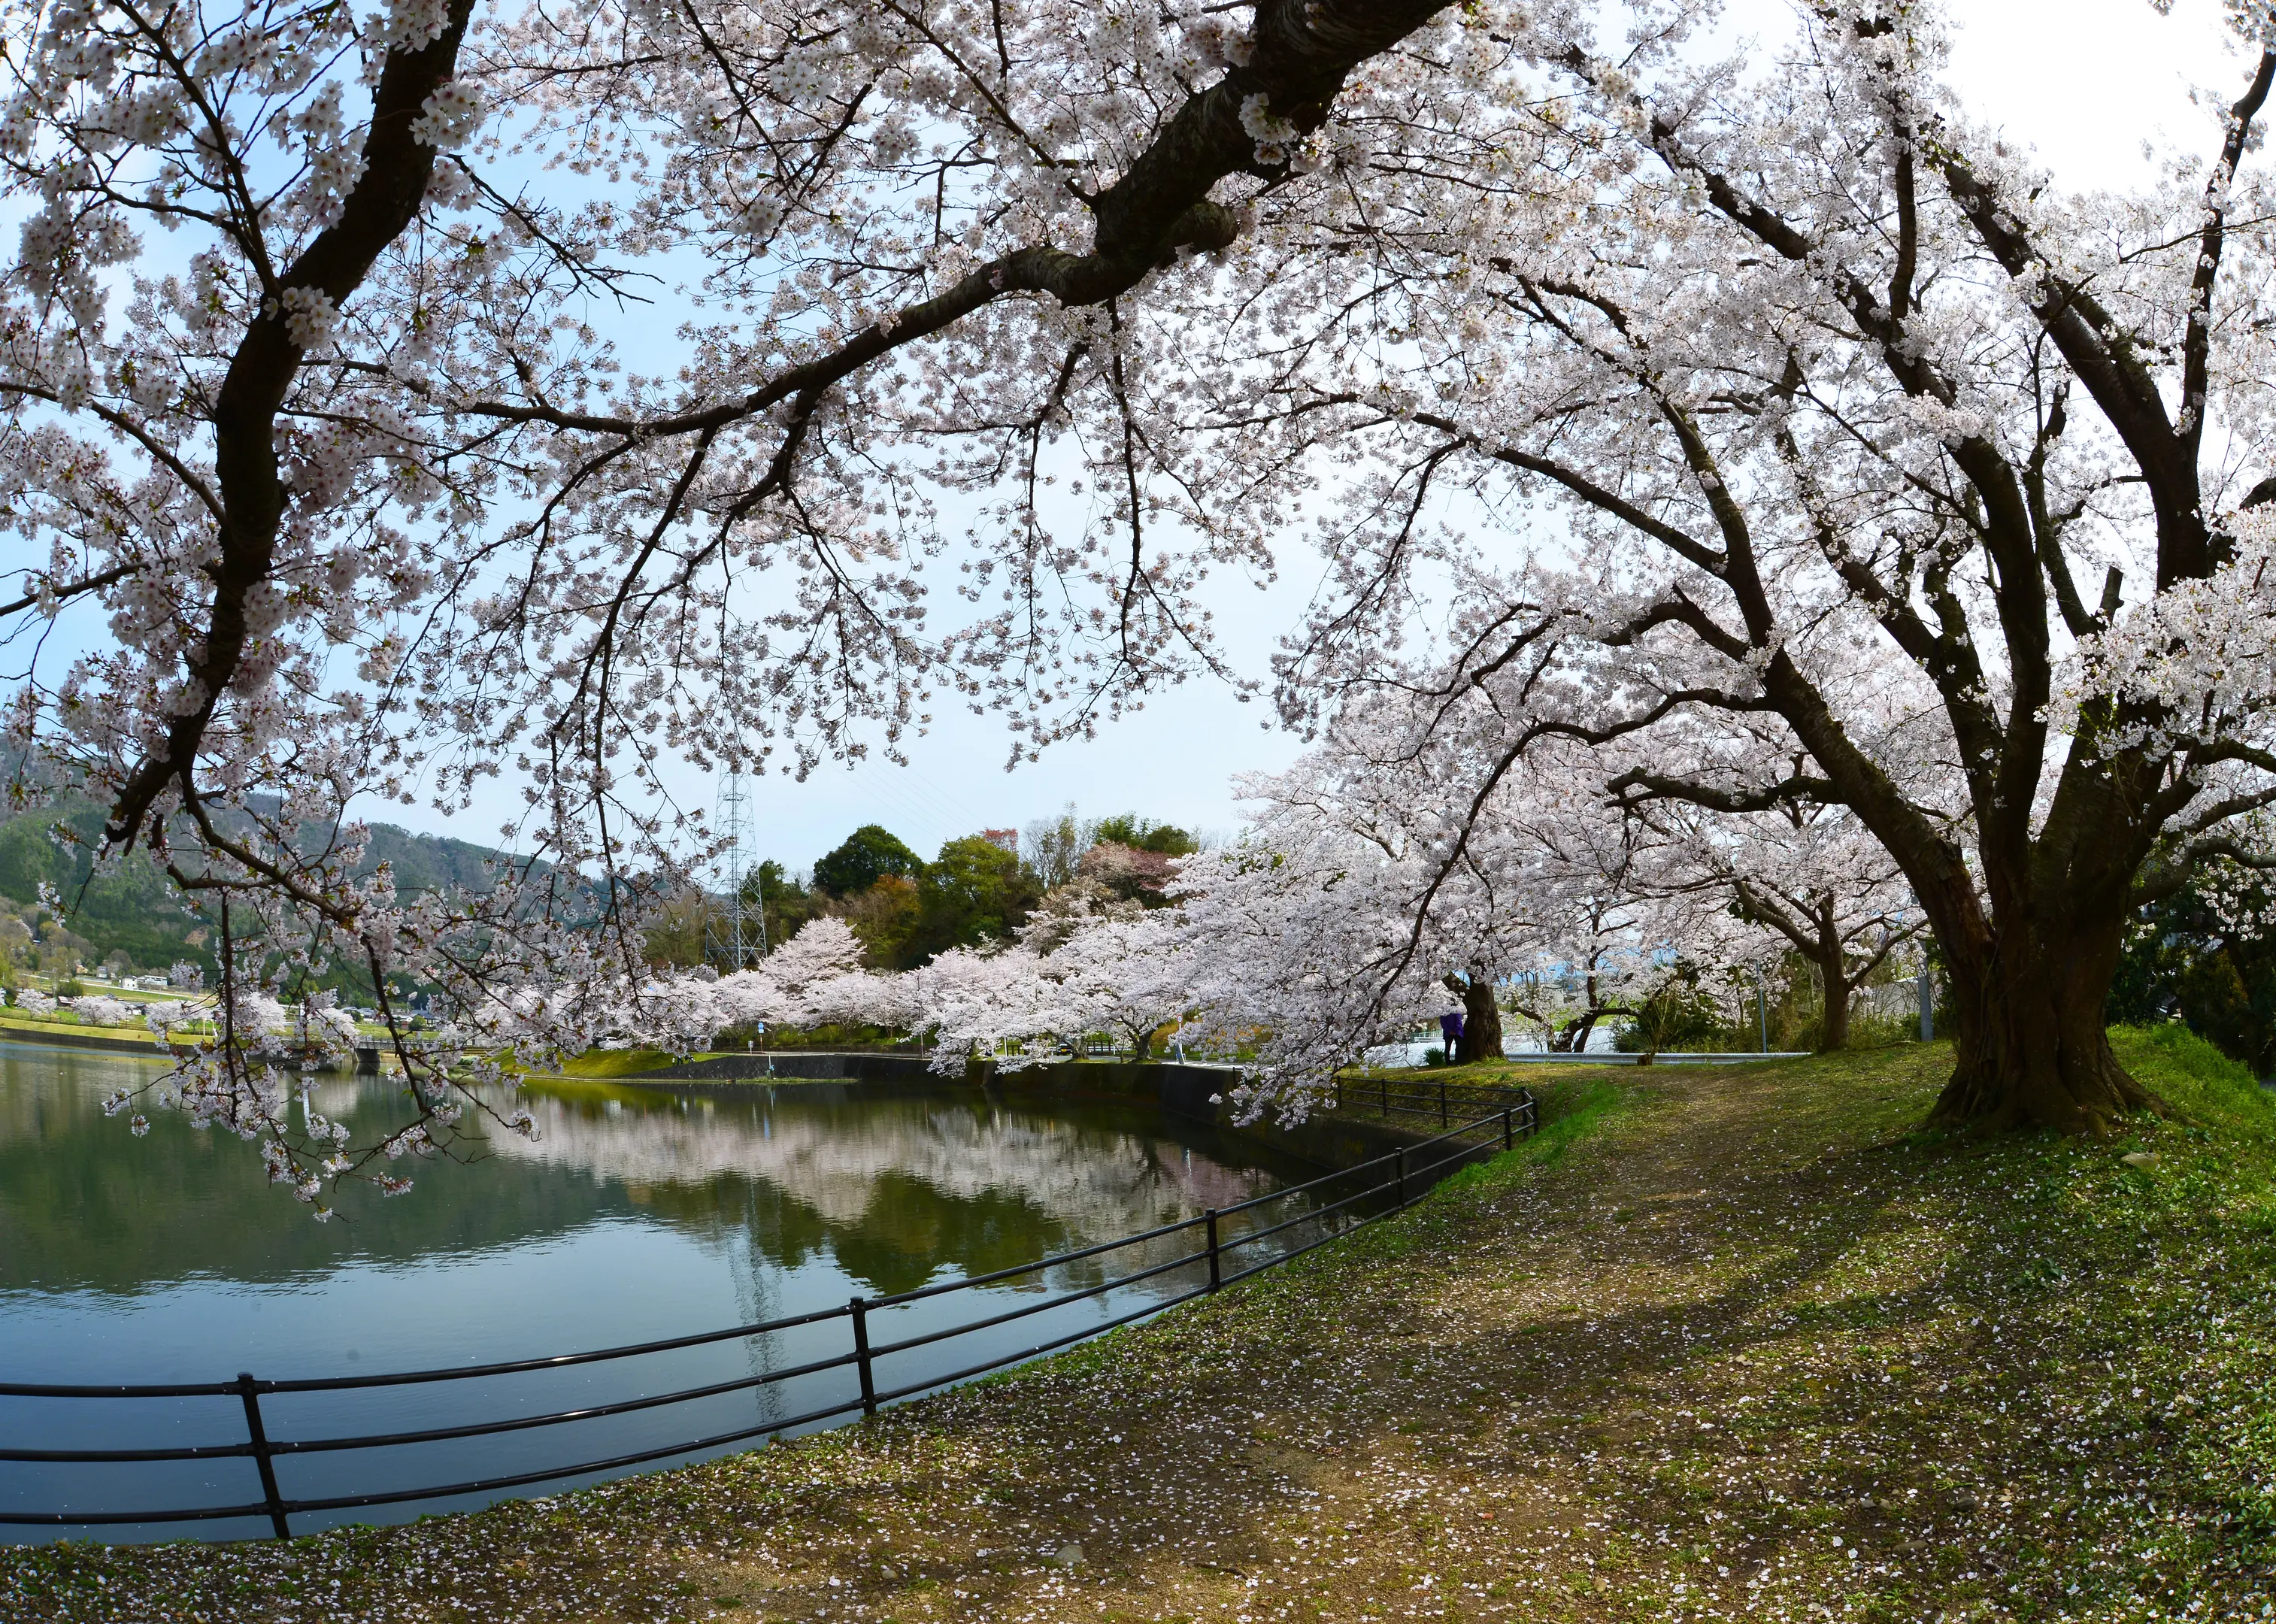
[12,1038,2276,1622]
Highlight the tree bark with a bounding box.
[1454,971,1504,1065]
[1929,894,2159,1133]
[1817,972,1852,1053]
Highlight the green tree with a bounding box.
[1092,814,1199,856]
[838,874,924,968]
[812,825,925,898]
[738,859,820,955]
[908,836,1043,962]
[2109,862,2276,1077]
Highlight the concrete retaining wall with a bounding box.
[622,1051,1440,1172]
[0,1024,176,1059]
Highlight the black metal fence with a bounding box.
[1333,1071,1535,1131]
[0,1094,1535,1543]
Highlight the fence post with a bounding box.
[234,1373,290,1541]
[1380,1075,1389,1116]
[1438,1076,1448,1129]
[850,1297,877,1417]
[1395,1147,1407,1206]
[1502,1107,1512,1152]
[1205,1209,1222,1292]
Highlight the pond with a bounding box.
[0,1041,1340,1543]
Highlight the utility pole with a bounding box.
[1917,949,1934,1043]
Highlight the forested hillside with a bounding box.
[0,790,517,980]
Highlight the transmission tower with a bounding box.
[706,770,766,971]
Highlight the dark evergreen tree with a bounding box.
[811,826,926,898]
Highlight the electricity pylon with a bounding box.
[705,770,766,971]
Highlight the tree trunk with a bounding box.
[1456,973,1503,1065]
[1927,874,2162,1135]
[1556,1011,1598,1053]
[1815,959,1852,1053]
[1803,902,1850,1053]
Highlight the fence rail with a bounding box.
[1333,1072,1536,1129]
[0,1093,1535,1542]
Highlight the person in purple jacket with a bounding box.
[1438,1010,1465,1060]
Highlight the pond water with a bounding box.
[0,1041,1337,1543]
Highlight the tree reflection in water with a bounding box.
[492,1082,1287,1298]
[0,1049,1313,1316]
[0,1050,1329,1536]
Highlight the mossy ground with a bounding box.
[8,1029,2276,1622]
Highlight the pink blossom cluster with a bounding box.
[17,0,2276,1196]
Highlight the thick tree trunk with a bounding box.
[1456,973,1504,1065]
[1929,883,2161,1135]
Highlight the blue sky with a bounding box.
[17,0,2249,877]
[708,0,2253,872]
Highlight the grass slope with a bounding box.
[547,1047,699,1079]
[7,1032,2276,1622]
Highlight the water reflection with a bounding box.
[0,1041,1323,1541]
[495,1082,1281,1295]
[0,1052,1300,1301]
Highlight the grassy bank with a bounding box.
[0,1013,177,1054]
[511,1047,909,1080]
[7,1031,2276,1622]
[540,1046,702,1079]
[0,1010,156,1037]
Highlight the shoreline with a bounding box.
[6,1035,2274,1621]
[0,1022,181,1059]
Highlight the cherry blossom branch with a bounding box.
[103,0,482,856]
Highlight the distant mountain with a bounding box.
[0,786,526,980]
[308,815,530,898]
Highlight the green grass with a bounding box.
[1425,1077,1645,1197]
[0,1010,156,1038]
[2117,1019,2276,1139]
[10,1032,2276,1623]
[517,1046,703,1079]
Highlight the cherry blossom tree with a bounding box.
[2,0,1542,1203]
[1029,907,1186,1058]
[1262,2,2276,1130]
[1170,698,1770,1110]
[1493,810,1691,1057]
[908,943,1063,1070]
[1651,795,1923,1052]
[1171,817,1458,1110]
[23,0,2276,1220]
